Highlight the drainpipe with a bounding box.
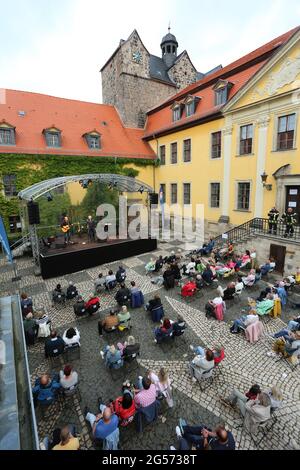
[154,134,158,193]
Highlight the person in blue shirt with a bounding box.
[32,374,61,406]
[85,403,119,441]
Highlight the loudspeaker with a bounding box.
[149,193,159,205]
[27,201,40,225]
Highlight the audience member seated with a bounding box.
[154,318,173,343]
[109,389,136,426]
[131,285,144,308]
[201,265,214,285]
[276,282,287,307]
[145,258,156,274]
[249,295,275,316]
[117,336,140,360]
[197,239,215,257]
[134,377,157,409]
[98,310,119,336]
[173,423,235,450]
[163,266,175,290]
[242,269,256,287]
[85,295,100,315]
[116,265,127,284]
[63,327,81,347]
[164,251,176,265]
[154,256,164,272]
[235,277,244,293]
[205,296,225,321]
[172,316,187,337]
[100,345,124,369]
[23,312,38,345]
[181,280,197,298]
[52,426,80,451]
[271,330,300,360]
[183,258,196,275]
[267,386,283,411]
[45,330,65,358]
[260,258,276,276]
[85,402,119,449]
[115,284,130,306]
[255,268,262,283]
[230,309,258,334]
[171,262,182,281]
[105,271,117,290]
[21,293,33,317]
[190,345,225,367]
[220,384,261,410]
[189,348,215,381]
[256,286,272,302]
[73,296,87,317]
[241,250,251,268]
[286,315,300,331]
[66,282,78,300]
[222,282,236,300]
[59,364,79,391]
[195,275,204,290]
[32,374,61,406]
[94,273,106,294]
[52,284,66,306]
[35,312,52,339]
[117,306,131,331]
[195,258,206,274]
[148,368,173,407]
[145,295,164,322]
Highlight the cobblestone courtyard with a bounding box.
[1,241,300,450]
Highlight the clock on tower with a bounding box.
[132,50,142,64]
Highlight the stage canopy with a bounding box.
[18,174,154,201]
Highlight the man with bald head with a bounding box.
[32,373,61,405]
[173,422,235,450]
[85,400,119,441]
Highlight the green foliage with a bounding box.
[0,153,154,238]
[80,183,119,219]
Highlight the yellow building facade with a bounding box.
[145,29,300,234]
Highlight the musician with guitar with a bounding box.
[61,216,71,244]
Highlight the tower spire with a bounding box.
[168,21,171,33]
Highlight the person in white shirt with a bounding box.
[184,258,196,275]
[59,364,79,390]
[94,273,106,293]
[267,386,283,410]
[63,327,81,347]
[235,277,244,293]
[242,269,256,286]
[230,310,258,334]
[148,368,173,407]
[105,270,117,289]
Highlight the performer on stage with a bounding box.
[87,215,96,242]
[61,216,71,244]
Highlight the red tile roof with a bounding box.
[0,89,155,159]
[144,26,300,138]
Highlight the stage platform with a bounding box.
[40,237,157,279]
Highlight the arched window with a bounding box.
[172,46,176,54]
[167,45,171,53]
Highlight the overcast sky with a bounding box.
[1,0,299,103]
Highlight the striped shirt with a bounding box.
[134,384,156,408]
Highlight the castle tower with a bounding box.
[161,27,178,68]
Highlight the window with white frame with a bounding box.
[159,145,166,165]
[211,131,222,158]
[210,183,220,208]
[239,124,253,155]
[173,106,181,122]
[171,142,177,164]
[185,101,194,117]
[236,182,251,211]
[171,183,177,204]
[277,114,296,150]
[183,183,191,205]
[183,139,191,162]
[0,127,15,145]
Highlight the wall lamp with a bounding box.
[261,172,272,191]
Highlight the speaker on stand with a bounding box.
[149,193,159,205]
[27,201,40,225]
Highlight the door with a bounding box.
[286,186,300,220]
[270,244,286,274]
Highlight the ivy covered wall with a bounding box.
[0,153,155,237]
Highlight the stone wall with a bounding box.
[103,71,176,128]
[168,52,198,90]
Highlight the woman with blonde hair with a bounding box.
[148,367,174,408]
[267,386,283,410]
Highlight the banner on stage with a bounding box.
[0,216,13,264]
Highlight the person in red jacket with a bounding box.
[109,390,136,427]
[85,295,100,315]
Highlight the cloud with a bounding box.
[1,0,299,102]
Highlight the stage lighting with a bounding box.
[139,186,144,194]
[108,183,113,190]
[80,179,89,189]
[46,192,53,202]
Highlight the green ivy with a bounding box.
[0,153,154,237]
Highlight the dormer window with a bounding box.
[171,102,184,122]
[43,127,62,148]
[83,130,101,150]
[213,80,233,106]
[184,95,201,117]
[0,121,16,146]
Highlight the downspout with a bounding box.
[154,133,158,193]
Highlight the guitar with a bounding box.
[61,224,72,233]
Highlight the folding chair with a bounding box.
[189,363,214,391]
[64,343,81,362]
